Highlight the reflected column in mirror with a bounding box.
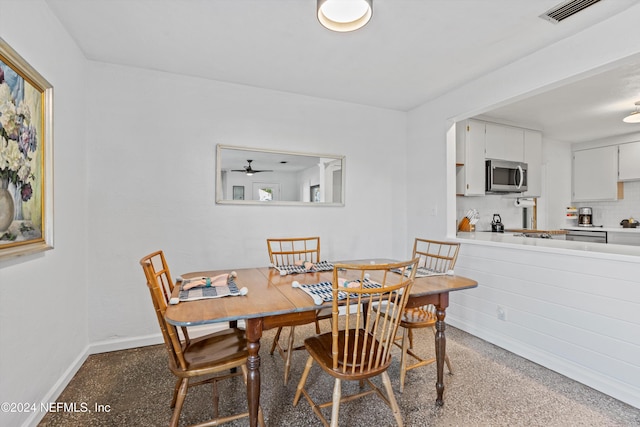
[216,145,345,206]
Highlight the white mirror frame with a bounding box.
[216,144,345,206]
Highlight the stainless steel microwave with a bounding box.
[486,159,528,193]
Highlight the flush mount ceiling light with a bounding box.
[623,101,640,123]
[317,0,373,32]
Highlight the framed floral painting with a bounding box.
[0,38,53,260]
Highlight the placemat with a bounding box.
[177,278,241,301]
[299,279,382,303]
[274,260,334,275]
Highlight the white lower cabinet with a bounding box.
[607,232,640,246]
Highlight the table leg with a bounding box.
[245,318,263,427]
[434,302,446,405]
[230,320,239,373]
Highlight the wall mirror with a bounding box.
[216,145,345,206]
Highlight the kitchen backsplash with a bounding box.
[457,195,534,232]
[571,180,640,228]
[457,180,640,232]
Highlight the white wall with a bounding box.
[85,62,409,344]
[0,1,89,426]
[407,3,640,408]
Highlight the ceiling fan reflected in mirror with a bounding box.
[231,160,273,176]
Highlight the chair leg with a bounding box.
[315,318,321,334]
[293,356,314,406]
[408,328,414,349]
[170,378,189,427]
[381,371,403,427]
[283,326,296,384]
[445,353,454,374]
[171,378,181,408]
[270,327,283,355]
[212,378,219,419]
[400,327,409,393]
[330,378,341,427]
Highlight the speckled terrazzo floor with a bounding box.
[39,324,640,426]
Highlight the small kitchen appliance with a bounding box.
[578,207,593,227]
[485,160,528,193]
[491,214,504,232]
[620,218,638,228]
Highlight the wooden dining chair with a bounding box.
[140,250,265,427]
[267,236,331,384]
[395,239,460,392]
[293,258,419,427]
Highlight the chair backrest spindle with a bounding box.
[413,238,460,273]
[330,259,419,375]
[267,237,320,266]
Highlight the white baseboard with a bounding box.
[22,346,90,427]
[25,323,233,427]
[89,323,234,354]
[88,332,164,354]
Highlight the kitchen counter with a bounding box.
[456,231,640,259]
[564,226,640,233]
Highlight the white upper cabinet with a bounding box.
[572,145,619,201]
[456,119,485,196]
[456,120,543,197]
[485,123,524,161]
[523,130,542,197]
[618,141,640,181]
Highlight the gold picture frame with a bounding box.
[0,38,53,260]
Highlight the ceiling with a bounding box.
[479,60,640,143]
[46,0,640,143]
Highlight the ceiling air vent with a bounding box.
[540,0,602,23]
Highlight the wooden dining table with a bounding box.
[164,260,477,427]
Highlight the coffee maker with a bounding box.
[578,207,593,226]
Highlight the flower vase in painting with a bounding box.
[0,60,40,240]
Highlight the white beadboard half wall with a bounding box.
[445,241,639,409]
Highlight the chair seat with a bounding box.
[377,304,437,329]
[400,306,437,328]
[304,329,390,381]
[176,328,248,373]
